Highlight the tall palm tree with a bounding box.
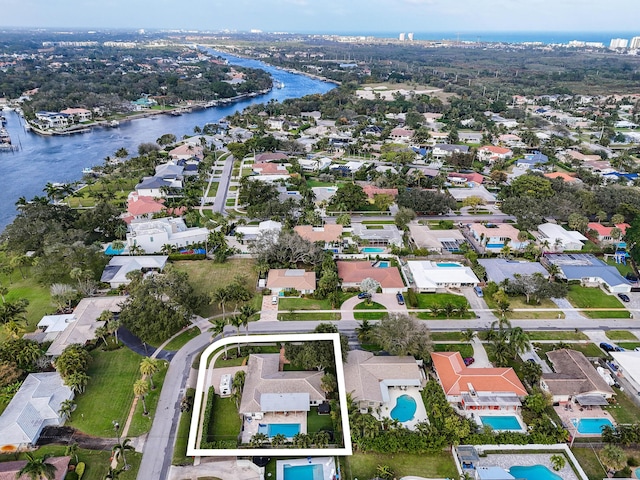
[58,399,76,421]
[17,453,57,480]
[250,432,268,447]
[508,327,531,359]
[139,357,160,390]
[461,329,476,343]
[65,372,90,394]
[270,433,286,447]
[209,317,228,358]
[238,304,257,335]
[212,287,231,323]
[112,438,134,470]
[134,379,150,415]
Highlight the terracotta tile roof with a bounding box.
[127,195,165,216]
[587,222,629,237]
[478,145,512,155]
[362,185,399,199]
[544,172,579,182]
[0,456,70,480]
[252,162,289,175]
[337,261,404,289]
[266,269,316,291]
[294,224,343,243]
[431,352,526,396]
[448,172,484,184]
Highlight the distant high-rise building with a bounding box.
[609,38,629,49]
[630,36,640,49]
[399,32,405,42]
[407,32,414,41]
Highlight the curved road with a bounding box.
[137,316,640,479]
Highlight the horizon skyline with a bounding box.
[2,0,640,34]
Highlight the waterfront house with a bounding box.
[126,217,208,253]
[431,352,526,411]
[169,143,204,161]
[35,111,69,128]
[60,107,92,122]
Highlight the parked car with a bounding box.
[357,292,372,299]
[473,286,484,297]
[614,346,626,352]
[600,342,615,352]
[626,273,638,282]
[396,292,405,305]
[271,296,278,305]
[618,293,631,302]
[463,357,475,366]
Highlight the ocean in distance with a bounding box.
[306,30,639,45]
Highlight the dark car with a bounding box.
[618,293,631,303]
[626,273,638,282]
[396,292,405,305]
[614,346,626,352]
[463,357,475,366]
[357,292,371,299]
[600,342,615,352]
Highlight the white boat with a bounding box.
[108,120,120,128]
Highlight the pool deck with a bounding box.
[479,453,580,480]
[276,457,336,480]
[241,411,307,444]
[375,386,429,430]
[554,404,614,438]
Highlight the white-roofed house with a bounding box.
[0,372,73,451]
[235,220,282,242]
[101,256,168,288]
[407,261,479,293]
[126,217,209,253]
[537,223,587,252]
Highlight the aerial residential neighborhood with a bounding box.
[2,23,640,480]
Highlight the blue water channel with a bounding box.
[0,48,335,230]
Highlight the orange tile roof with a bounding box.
[362,185,399,199]
[544,172,579,182]
[127,195,165,216]
[252,162,289,175]
[478,145,512,155]
[431,352,526,397]
[587,222,629,237]
[294,224,343,243]
[337,261,404,289]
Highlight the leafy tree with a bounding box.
[396,188,455,215]
[462,195,486,213]
[568,213,588,233]
[507,174,554,200]
[285,323,348,370]
[55,344,92,380]
[550,454,566,472]
[394,207,416,230]
[504,273,567,304]
[329,183,368,211]
[374,314,433,360]
[250,230,324,268]
[360,278,381,296]
[156,133,177,146]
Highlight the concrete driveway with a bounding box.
[468,336,491,368]
[340,293,407,321]
[461,287,496,322]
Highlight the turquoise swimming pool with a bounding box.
[105,244,125,255]
[509,465,562,480]
[362,247,385,253]
[283,463,323,480]
[257,423,301,438]
[571,417,613,434]
[376,261,390,268]
[436,262,462,267]
[480,415,522,431]
[390,394,417,422]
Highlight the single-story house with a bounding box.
[125,194,165,220]
[516,152,548,169]
[587,222,629,245]
[30,314,75,343]
[126,217,209,254]
[478,259,549,284]
[0,373,73,451]
[239,354,325,418]
[351,223,403,247]
[135,175,183,198]
[544,172,581,183]
[0,456,71,480]
[236,220,282,242]
[343,350,425,411]
[458,131,483,143]
[537,223,588,251]
[266,269,316,295]
[101,256,168,288]
[432,144,470,159]
[407,261,479,293]
[542,253,632,293]
[294,224,343,246]
[361,185,399,200]
[255,152,289,163]
[407,224,465,253]
[447,172,484,185]
[169,144,204,161]
[610,351,640,395]
[431,352,526,411]
[541,349,615,405]
[477,146,513,163]
[45,297,124,357]
[337,261,406,294]
[252,162,290,176]
[448,186,496,204]
[468,223,528,252]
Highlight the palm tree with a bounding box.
[250,432,268,447]
[65,372,90,394]
[238,304,257,335]
[508,326,531,359]
[95,325,110,346]
[599,444,626,474]
[17,453,57,480]
[112,438,134,470]
[376,464,394,480]
[270,433,286,447]
[313,431,330,447]
[64,443,79,463]
[229,315,243,355]
[461,328,476,343]
[522,360,543,386]
[134,379,150,415]
[356,319,375,343]
[209,317,229,358]
[212,287,231,323]
[139,357,160,390]
[58,399,76,421]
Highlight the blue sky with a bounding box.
[2,0,639,33]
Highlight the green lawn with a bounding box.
[606,258,634,276]
[571,447,608,480]
[566,285,629,319]
[307,407,333,434]
[431,332,464,341]
[484,295,565,319]
[606,330,638,341]
[343,452,457,480]
[618,342,640,350]
[127,363,169,437]
[172,259,260,318]
[415,293,469,309]
[354,301,387,320]
[361,220,396,224]
[526,331,589,341]
[536,342,606,359]
[278,312,341,321]
[603,387,640,424]
[164,327,201,351]
[433,343,474,358]
[69,347,142,437]
[207,396,241,443]
[173,388,195,466]
[1,445,142,480]
[278,292,355,311]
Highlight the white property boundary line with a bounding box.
[187,332,353,457]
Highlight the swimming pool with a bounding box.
[571,417,613,434]
[436,262,462,267]
[390,394,417,422]
[509,465,562,480]
[104,244,125,255]
[283,464,323,480]
[362,247,385,253]
[257,423,301,438]
[376,261,390,268]
[480,415,522,431]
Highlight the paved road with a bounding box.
[212,154,234,214]
[137,316,640,480]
